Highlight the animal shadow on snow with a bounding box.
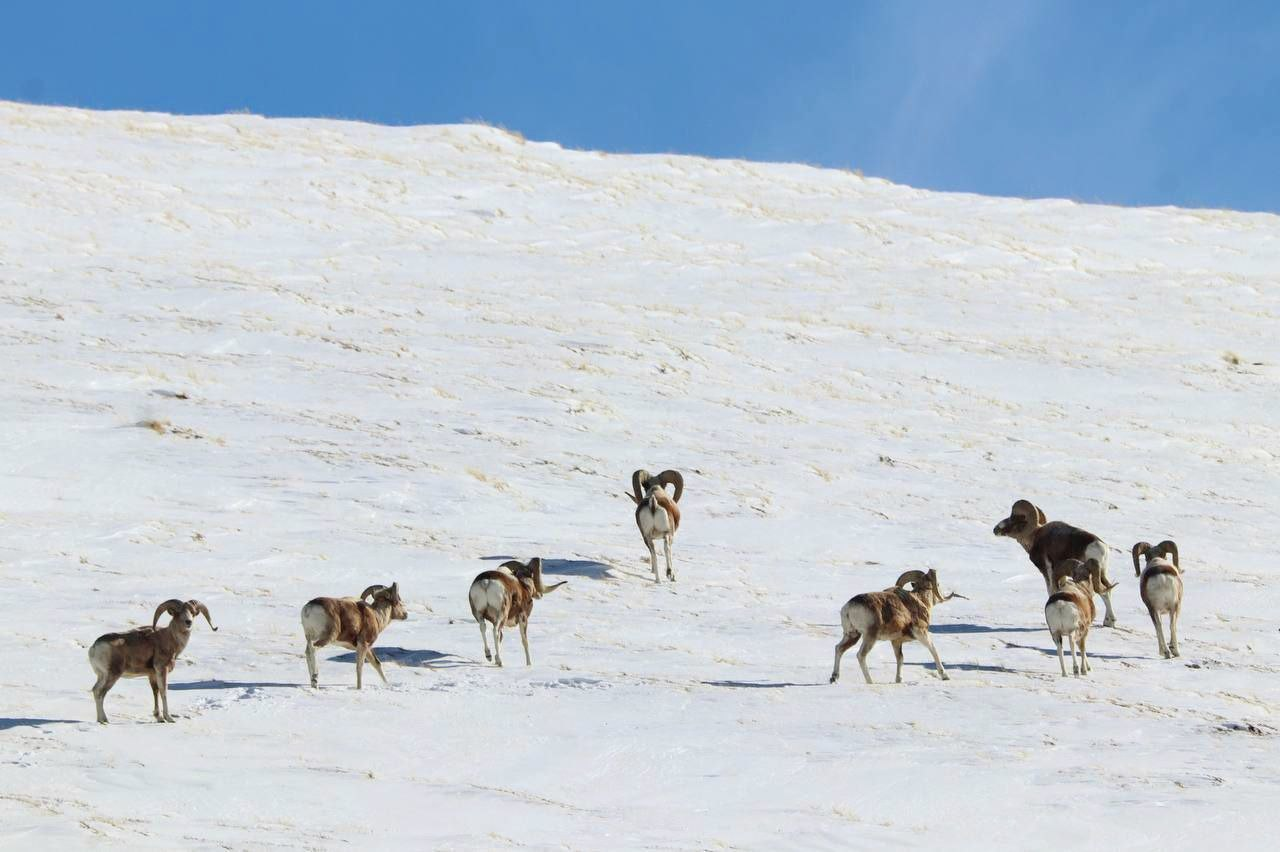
[702,680,826,689]
[328,648,476,669]
[1001,640,1147,661]
[0,718,80,731]
[931,623,1042,635]
[480,555,620,580]
[904,661,1020,674]
[167,679,305,691]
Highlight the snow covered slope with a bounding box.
[1,101,1278,849]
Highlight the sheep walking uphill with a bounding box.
[1133,540,1185,658]
[1044,571,1100,677]
[627,468,683,583]
[469,558,566,666]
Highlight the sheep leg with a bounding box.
[478,618,492,662]
[368,648,388,685]
[158,666,174,722]
[355,642,366,689]
[92,669,118,725]
[493,621,504,667]
[1053,632,1067,677]
[519,616,532,666]
[305,639,319,688]
[664,534,675,581]
[1069,631,1080,675]
[830,631,858,684]
[1149,607,1170,658]
[149,670,163,721]
[1169,607,1181,658]
[646,537,659,583]
[856,630,879,684]
[892,641,905,684]
[1099,587,1117,628]
[1079,631,1091,675]
[914,627,949,681]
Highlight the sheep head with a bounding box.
[993,499,1046,545]
[361,583,408,620]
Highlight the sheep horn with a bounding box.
[1009,499,1045,527]
[1132,542,1151,577]
[359,585,387,602]
[631,469,652,504]
[152,599,185,629]
[528,557,567,596]
[1155,540,1180,570]
[656,470,684,503]
[188,600,218,631]
[895,570,927,589]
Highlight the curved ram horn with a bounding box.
[527,557,567,596]
[152,599,185,629]
[1154,540,1180,570]
[631,469,652,504]
[497,560,526,574]
[188,600,218,631]
[895,570,927,589]
[1010,499,1039,523]
[359,585,387,602]
[1034,504,1046,525]
[656,470,684,503]
[1132,542,1151,577]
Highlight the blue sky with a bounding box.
[3,1,1278,212]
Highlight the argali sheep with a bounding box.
[301,583,407,689]
[830,569,956,685]
[993,499,1118,627]
[627,469,684,583]
[1133,540,1184,659]
[1044,575,1097,677]
[469,558,566,666]
[89,599,217,724]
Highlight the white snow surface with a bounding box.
[2,101,1279,849]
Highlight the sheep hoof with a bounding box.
[829,674,838,684]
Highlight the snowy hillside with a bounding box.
[2,101,1278,849]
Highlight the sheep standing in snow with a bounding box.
[302,583,407,689]
[89,599,217,724]
[993,499,1119,627]
[1133,540,1184,658]
[469,558,566,666]
[628,468,683,583]
[830,570,956,685]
